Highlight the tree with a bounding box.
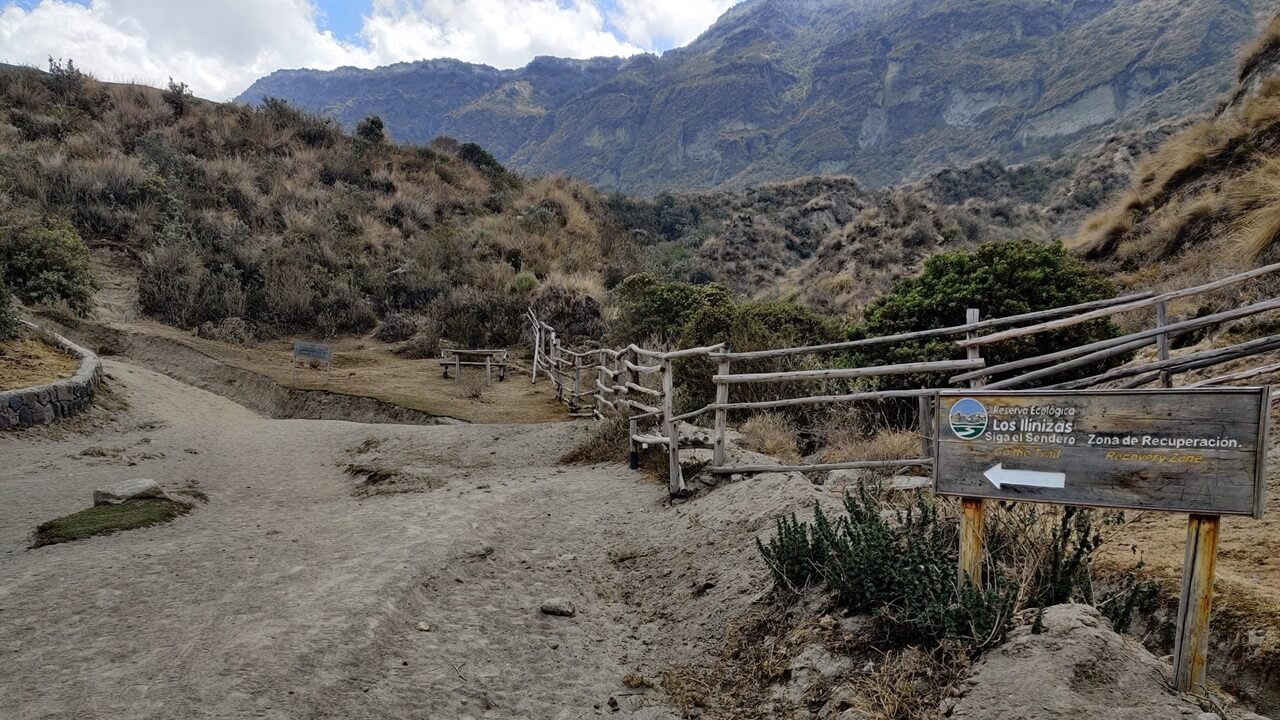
[355,115,386,146]
[849,239,1129,390]
[163,77,194,117]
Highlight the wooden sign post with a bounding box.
[934,387,1270,694]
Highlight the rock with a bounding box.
[1194,714,1221,720]
[462,542,494,559]
[93,479,174,506]
[950,604,1214,720]
[415,622,431,632]
[540,598,577,617]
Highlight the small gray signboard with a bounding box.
[933,388,1269,517]
[293,341,333,363]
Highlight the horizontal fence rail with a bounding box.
[530,261,1280,496]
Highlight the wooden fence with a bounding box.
[529,261,1280,496]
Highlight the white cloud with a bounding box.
[0,0,733,101]
[0,0,369,100]
[361,0,641,70]
[607,0,739,48]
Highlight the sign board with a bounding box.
[293,341,333,363]
[933,388,1269,518]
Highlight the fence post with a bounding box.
[1173,514,1221,694]
[455,352,462,385]
[551,334,562,402]
[713,354,731,468]
[570,354,581,413]
[918,394,933,458]
[628,347,641,470]
[662,356,683,495]
[531,319,540,384]
[959,308,985,588]
[1157,301,1172,388]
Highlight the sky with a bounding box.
[0,0,742,100]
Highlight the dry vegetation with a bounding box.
[1072,17,1280,284]
[0,61,634,347]
[0,327,77,390]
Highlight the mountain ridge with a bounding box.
[237,0,1270,193]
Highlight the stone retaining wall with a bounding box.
[0,321,104,429]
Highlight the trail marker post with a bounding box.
[934,387,1270,694]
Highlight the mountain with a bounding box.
[237,0,1268,193]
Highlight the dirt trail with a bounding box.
[0,359,823,720]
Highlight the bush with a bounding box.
[740,413,802,464]
[0,215,97,314]
[758,489,1015,649]
[163,77,193,117]
[609,273,729,345]
[355,115,387,146]
[849,240,1128,396]
[374,312,421,343]
[196,317,255,345]
[0,282,18,341]
[394,328,441,359]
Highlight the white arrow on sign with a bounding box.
[984,463,1066,490]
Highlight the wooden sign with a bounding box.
[934,388,1269,518]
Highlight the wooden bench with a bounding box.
[440,349,508,385]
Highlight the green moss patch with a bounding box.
[30,499,191,548]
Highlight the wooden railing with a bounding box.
[530,261,1280,496]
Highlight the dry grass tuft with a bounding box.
[1239,16,1280,81]
[1227,156,1280,259]
[820,429,921,464]
[560,417,630,465]
[740,413,802,465]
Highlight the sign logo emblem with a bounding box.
[949,398,988,440]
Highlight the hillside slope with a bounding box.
[238,0,1267,193]
[1072,16,1280,287]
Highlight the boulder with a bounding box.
[540,598,577,617]
[949,604,1212,720]
[93,479,174,506]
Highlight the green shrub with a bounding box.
[758,489,1015,649]
[512,271,539,295]
[849,240,1129,394]
[0,282,18,341]
[609,273,729,345]
[355,115,387,146]
[0,215,97,314]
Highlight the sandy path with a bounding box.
[0,361,661,719]
[0,360,819,720]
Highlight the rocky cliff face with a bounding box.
[238,0,1269,192]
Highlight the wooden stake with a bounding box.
[1174,513,1221,695]
[713,356,730,468]
[628,347,640,470]
[662,357,683,495]
[959,308,986,588]
[1157,301,1172,388]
